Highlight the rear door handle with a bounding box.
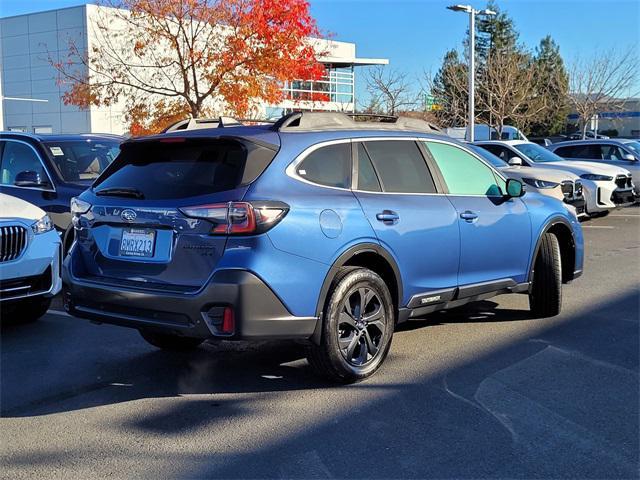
[376,210,399,224]
[460,210,478,222]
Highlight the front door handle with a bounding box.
[460,210,478,222]
[376,210,399,224]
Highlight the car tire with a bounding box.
[2,297,52,324]
[138,329,204,351]
[529,233,562,318]
[62,225,75,257]
[307,267,395,383]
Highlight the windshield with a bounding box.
[623,141,640,156]
[467,145,507,168]
[44,140,121,183]
[513,143,564,163]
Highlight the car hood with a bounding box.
[500,165,579,183]
[0,193,45,221]
[543,160,631,176]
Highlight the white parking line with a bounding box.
[47,309,71,317]
[582,225,615,229]
[608,214,640,218]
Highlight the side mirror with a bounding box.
[622,153,637,162]
[505,178,524,198]
[14,170,49,188]
[508,156,523,166]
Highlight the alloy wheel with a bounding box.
[337,286,387,366]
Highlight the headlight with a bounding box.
[522,178,559,189]
[71,197,92,214]
[580,174,613,181]
[32,215,54,234]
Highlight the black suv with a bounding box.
[0,132,123,252]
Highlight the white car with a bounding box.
[469,144,586,217]
[0,193,61,322]
[476,140,635,215]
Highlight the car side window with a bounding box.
[363,140,436,194]
[480,145,515,164]
[600,145,626,161]
[425,141,503,196]
[296,143,351,189]
[356,143,381,192]
[557,145,598,159]
[0,141,48,187]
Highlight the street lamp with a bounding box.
[447,4,496,142]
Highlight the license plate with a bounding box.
[120,228,155,257]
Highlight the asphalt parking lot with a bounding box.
[1,208,638,479]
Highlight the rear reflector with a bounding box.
[222,307,235,334]
[202,305,235,336]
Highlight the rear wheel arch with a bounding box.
[312,243,402,344]
[529,218,576,284]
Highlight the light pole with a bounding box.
[446,4,495,142]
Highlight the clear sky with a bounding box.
[2,0,639,106]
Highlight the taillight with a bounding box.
[179,201,288,235]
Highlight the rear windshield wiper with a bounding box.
[94,187,145,199]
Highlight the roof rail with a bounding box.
[272,111,443,134]
[162,116,244,132]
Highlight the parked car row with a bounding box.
[474,140,638,216]
[1,114,636,382]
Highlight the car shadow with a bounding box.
[1,298,538,418]
[2,290,637,479]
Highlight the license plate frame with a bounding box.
[119,228,156,258]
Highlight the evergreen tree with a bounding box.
[529,36,569,136]
[472,1,524,127]
[474,0,519,64]
[430,49,468,127]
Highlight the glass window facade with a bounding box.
[282,65,354,105]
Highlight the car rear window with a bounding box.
[296,143,351,188]
[93,138,276,200]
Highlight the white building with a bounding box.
[0,4,387,134]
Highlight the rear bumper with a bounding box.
[62,264,318,341]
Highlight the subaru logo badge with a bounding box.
[121,209,137,222]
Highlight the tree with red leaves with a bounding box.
[52,0,324,135]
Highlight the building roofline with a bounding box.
[0,3,88,20]
[318,56,389,67]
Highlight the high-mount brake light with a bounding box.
[159,137,187,143]
[179,201,288,235]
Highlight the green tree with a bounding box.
[429,49,468,127]
[474,0,518,63]
[529,36,569,136]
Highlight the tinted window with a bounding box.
[297,143,351,188]
[44,140,120,183]
[425,141,502,196]
[356,143,381,192]
[0,141,48,186]
[553,144,598,159]
[364,140,435,194]
[94,139,272,200]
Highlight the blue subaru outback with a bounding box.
[63,113,584,382]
